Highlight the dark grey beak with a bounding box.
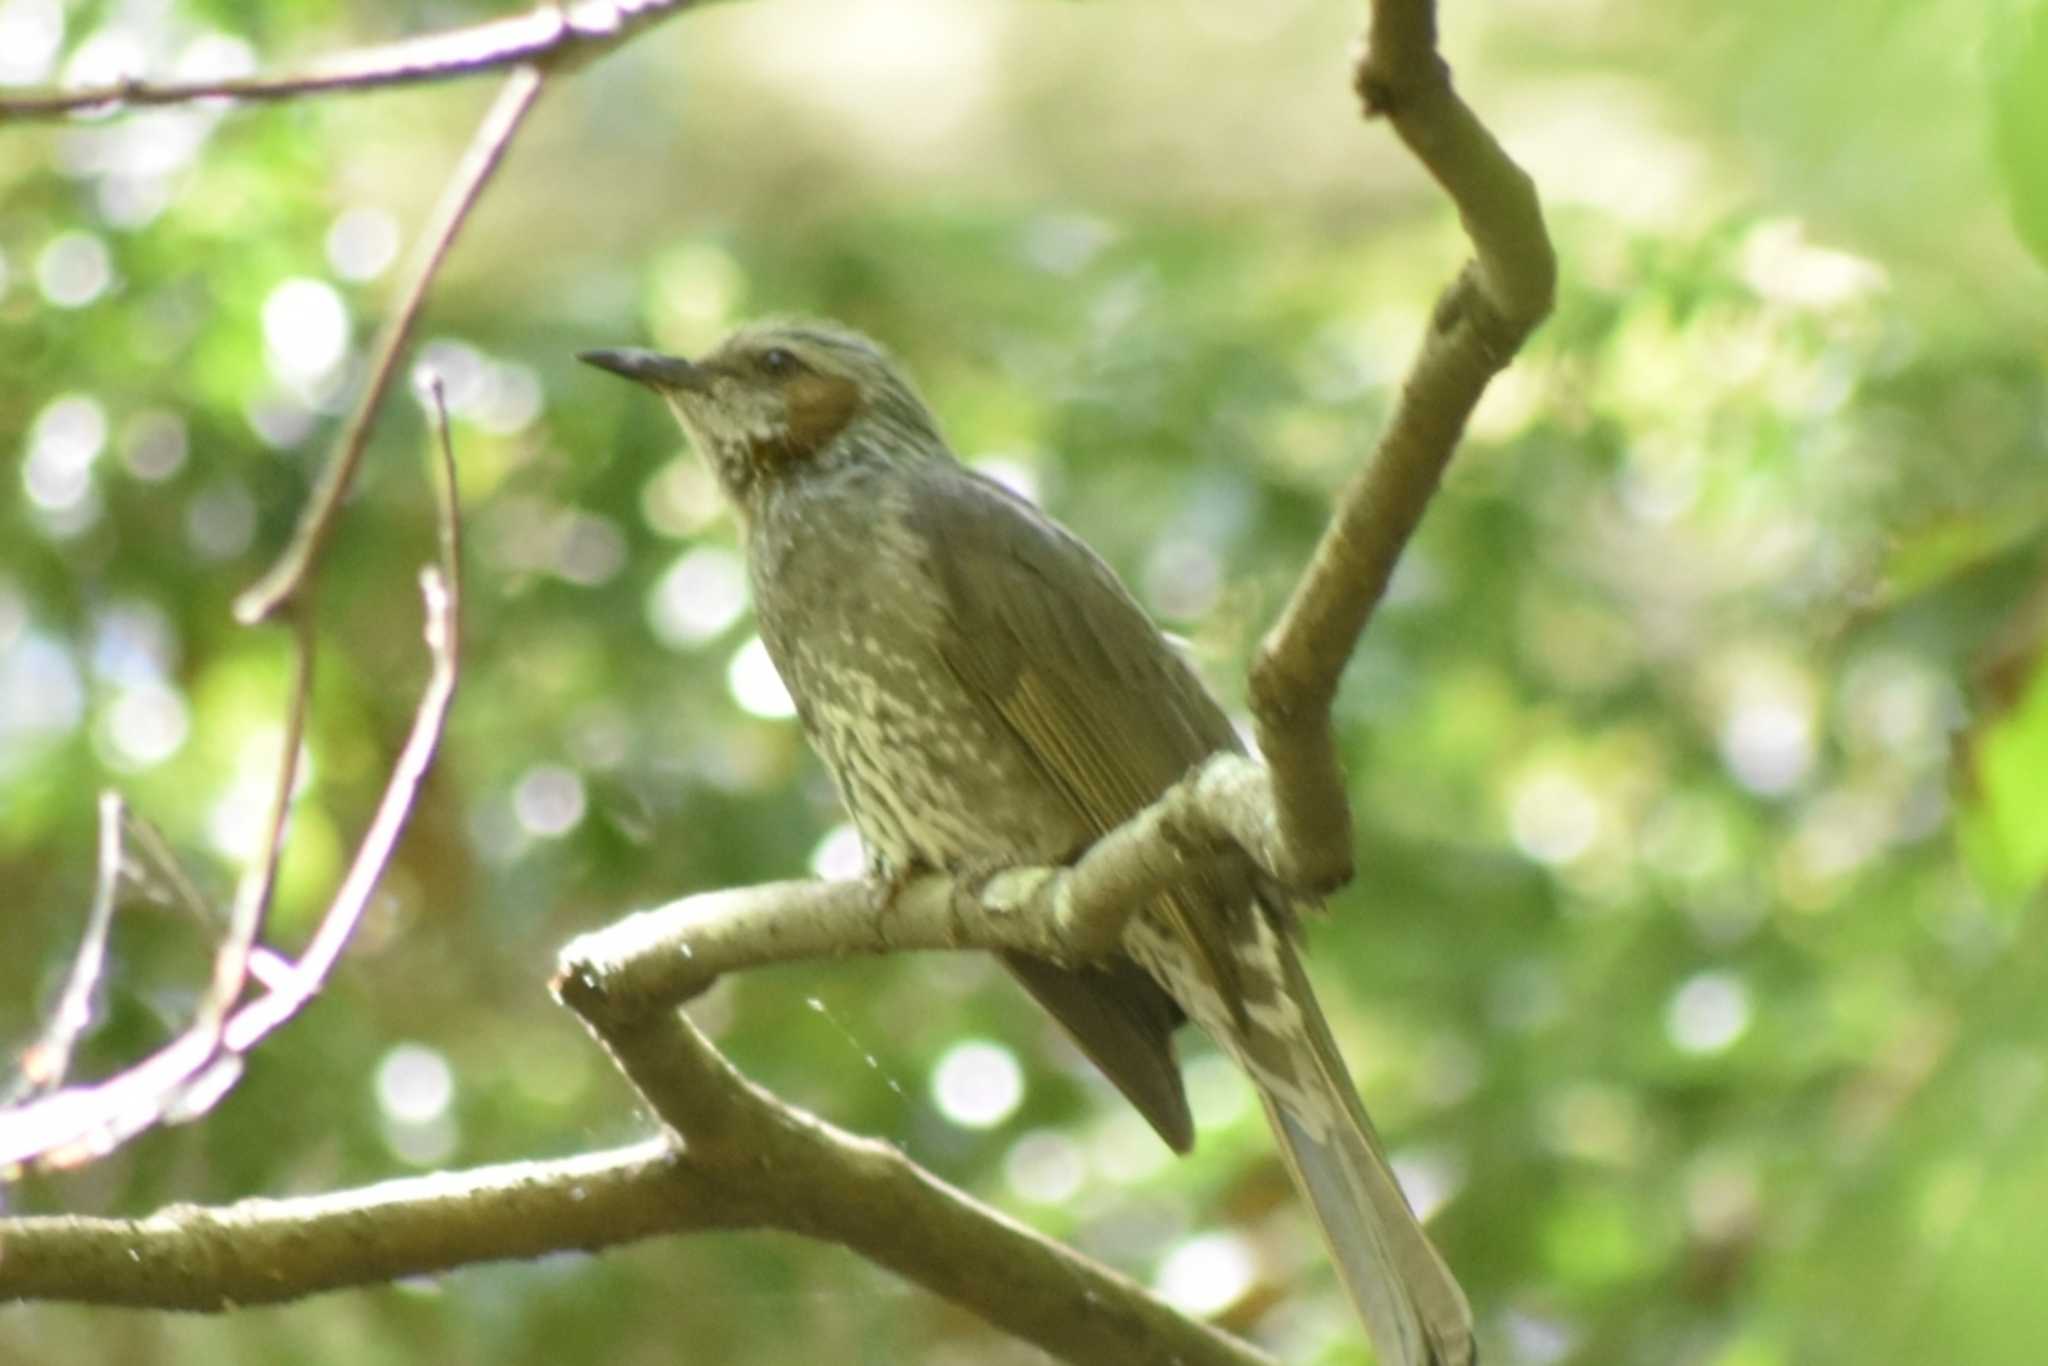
[577,347,709,392]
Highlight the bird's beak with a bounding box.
[577,347,711,393]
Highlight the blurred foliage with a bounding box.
[1991,0,2048,269]
[4,1,2048,1365]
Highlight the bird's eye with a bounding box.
[759,348,798,376]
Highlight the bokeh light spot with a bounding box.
[0,0,64,85]
[971,454,1040,505]
[185,481,257,560]
[648,545,748,649]
[62,23,145,92]
[1510,768,1602,866]
[1144,537,1222,622]
[513,764,587,838]
[376,1042,458,1168]
[650,241,746,354]
[263,277,350,384]
[1720,693,1814,796]
[930,1039,1023,1130]
[726,636,796,719]
[326,206,401,282]
[808,822,867,881]
[0,634,84,752]
[1183,1052,1252,1129]
[24,394,107,513]
[376,1043,456,1125]
[98,683,189,770]
[1004,1130,1086,1204]
[36,231,111,307]
[1392,1147,1465,1223]
[1667,971,1751,1055]
[1154,1231,1257,1316]
[553,512,626,587]
[174,32,256,85]
[121,409,188,481]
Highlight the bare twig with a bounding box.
[223,374,468,1050]
[0,142,481,1174]
[120,811,297,993]
[203,608,316,1026]
[1247,0,1554,893]
[0,552,459,1171]
[4,794,127,1106]
[0,0,696,120]
[235,64,542,625]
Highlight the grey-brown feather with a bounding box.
[668,318,1473,1366]
[746,446,1204,1151]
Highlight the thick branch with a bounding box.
[0,1141,738,1308]
[556,754,1280,1023]
[1248,0,1554,893]
[6,1018,1270,1365]
[569,983,1273,1366]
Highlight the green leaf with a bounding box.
[1962,645,2048,898]
[1990,0,2048,269]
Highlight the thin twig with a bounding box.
[1,81,491,1174]
[224,371,468,1049]
[0,0,695,120]
[4,793,127,1106]
[120,810,297,992]
[203,608,316,1025]
[234,64,543,625]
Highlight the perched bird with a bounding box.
[580,320,1476,1365]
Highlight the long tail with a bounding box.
[1228,924,1476,1365]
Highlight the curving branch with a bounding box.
[234,66,541,625]
[556,754,1282,1019]
[3,794,126,1107]
[2,156,488,1170]
[1247,3,1555,893]
[3,1065,1271,1366]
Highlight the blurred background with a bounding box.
[5,0,2048,1362]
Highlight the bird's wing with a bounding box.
[910,465,1253,1148]
[912,467,1476,1366]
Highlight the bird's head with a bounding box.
[579,318,946,513]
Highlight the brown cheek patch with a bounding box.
[773,373,861,465]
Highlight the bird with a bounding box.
[580,319,1476,1366]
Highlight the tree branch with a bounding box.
[0,1141,735,1308]
[1247,0,1555,893]
[566,993,1274,1365]
[0,0,699,120]
[4,1027,1272,1366]
[556,754,1280,1022]
[234,64,542,625]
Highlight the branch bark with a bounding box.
[1247,3,1555,894]
[556,753,1281,1018]
[0,0,699,119]
[4,1035,1272,1366]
